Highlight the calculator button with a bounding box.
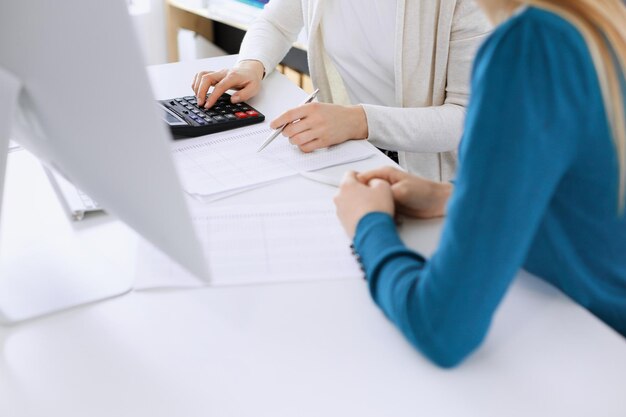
[166,95,263,134]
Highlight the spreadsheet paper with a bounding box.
[134,202,362,288]
[171,126,375,198]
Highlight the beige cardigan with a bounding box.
[239,0,491,181]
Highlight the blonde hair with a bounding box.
[504,0,626,212]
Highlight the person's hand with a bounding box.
[191,60,265,109]
[333,171,394,238]
[270,103,368,153]
[357,167,452,219]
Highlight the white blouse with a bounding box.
[321,0,398,107]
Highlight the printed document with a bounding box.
[134,202,362,289]
[171,126,375,198]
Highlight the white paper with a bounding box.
[134,202,362,289]
[171,126,375,197]
[8,141,21,153]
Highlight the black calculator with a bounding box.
[158,92,265,138]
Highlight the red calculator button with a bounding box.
[234,111,248,118]
[245,110,259,117]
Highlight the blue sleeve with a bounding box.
[354,13,587,367]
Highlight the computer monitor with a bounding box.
[0,0,209,322]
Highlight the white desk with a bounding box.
[1,56,625,417]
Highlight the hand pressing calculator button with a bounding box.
[157,92,265,138]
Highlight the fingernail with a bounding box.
[231,96,240,103]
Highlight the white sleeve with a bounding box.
[237,0,305,78]
[364,0,492,152]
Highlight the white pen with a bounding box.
[256,88,320,152]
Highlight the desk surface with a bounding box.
[1,56,625,417]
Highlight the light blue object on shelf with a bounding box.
[233,0,269,8]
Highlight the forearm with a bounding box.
[362,104,466,153]
[362,0,490,153]
[238,23,293,78]
[353,213,465,367]
[238,0,303,78]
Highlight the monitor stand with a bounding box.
[0,69,133,325]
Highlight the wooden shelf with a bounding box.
[165,0,309,86]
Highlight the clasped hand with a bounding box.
[334,167,453,238]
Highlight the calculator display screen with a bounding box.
[160,106,186,125]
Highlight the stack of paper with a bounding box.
[171,126,375,200]
[134,202,362,289]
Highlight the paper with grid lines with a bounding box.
[133,202,362,288]
[171,126,375,197]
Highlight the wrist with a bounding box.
[347,105,369,140]
[428,181,453,216]
[235,59,265,81]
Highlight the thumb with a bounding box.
[369,178,391,190]
[341,170,359,185]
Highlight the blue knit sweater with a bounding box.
[353,7,626,368]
